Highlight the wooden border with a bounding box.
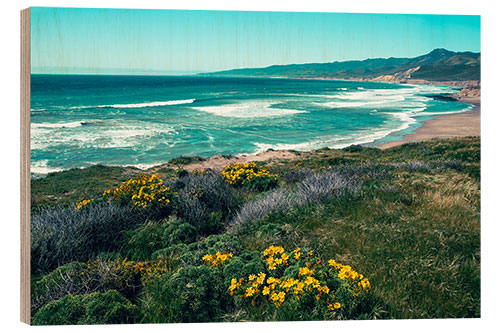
[20,7,31,325]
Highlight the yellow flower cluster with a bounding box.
[263,245,290,270]
[103,174,173,209]
[328,259,371,293]
[221,162,278,187]
[75,198,94,211]
[85,258,170,281]
[225,246,371,312]
[202,251,233,268]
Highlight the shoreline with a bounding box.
[377,97,480,149]
[30,80,481,176]
[32,101,481,176]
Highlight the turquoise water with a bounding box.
[31,75,472,174]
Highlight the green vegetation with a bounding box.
[31,165,136,211]
[203,49,480,82]
[167,155,207,165]
[30,137,480,324]
[32,290,141,325]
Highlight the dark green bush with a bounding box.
[152,233,242,268]
[31,262,88,315]
[121,219,197,261]
[32,290,141,325]
[141,265,232,323]
[169,155,207,165]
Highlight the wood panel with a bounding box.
[20,7,31,325]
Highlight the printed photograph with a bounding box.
[28,7,480,324]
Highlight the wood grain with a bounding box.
[20,7,31,325]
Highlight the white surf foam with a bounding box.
[97,99,196,108]
[31,122,177,150]
[32,121,83,128]
[192,101,307,118]
[316,95,406,108]
[31,160,66,174]
[249,122,411,154]
[417,106,473,117]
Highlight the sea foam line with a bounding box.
[98,99,196,108]
[31,121,83,128]
[192,101,307,118]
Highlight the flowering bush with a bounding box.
[221,162,278,191]
[102,174,175,209]
[205,245,372,321]
[74,174,176,221]
[75,198,94,210]
[202,251,233,268]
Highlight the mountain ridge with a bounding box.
[201,48,480,84]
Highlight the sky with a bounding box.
[30,7,481,74]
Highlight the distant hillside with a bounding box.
[202,49,480,83]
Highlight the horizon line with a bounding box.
[31,47,480,76]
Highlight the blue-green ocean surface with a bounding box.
[31,75,472,174]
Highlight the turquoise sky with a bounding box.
[31,7,481,74]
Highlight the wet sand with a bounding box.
[378,98,480,149]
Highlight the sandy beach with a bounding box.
[378,97,480,149]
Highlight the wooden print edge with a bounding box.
[20,7,31,325]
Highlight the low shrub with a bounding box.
[222,162,279,191]
[32,290,141,325]
[152,233,243,268]
[31,203,148,274]
[168,155,207,165]
[141,265,232,323]
[283,168,314,184]
[31,258,170,315]
[121,219,197,261]
[335,164,391,180]
[392,161,432,171]
[100,173,176,215]
[432,159,466,171]
[169,170,236,234]
[231,171,361,230]
[206,245,374,321]
[294,171,362,204]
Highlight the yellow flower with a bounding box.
[299,267,312,277]
[245,287,256,298]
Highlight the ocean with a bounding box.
[30,75,472,174]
